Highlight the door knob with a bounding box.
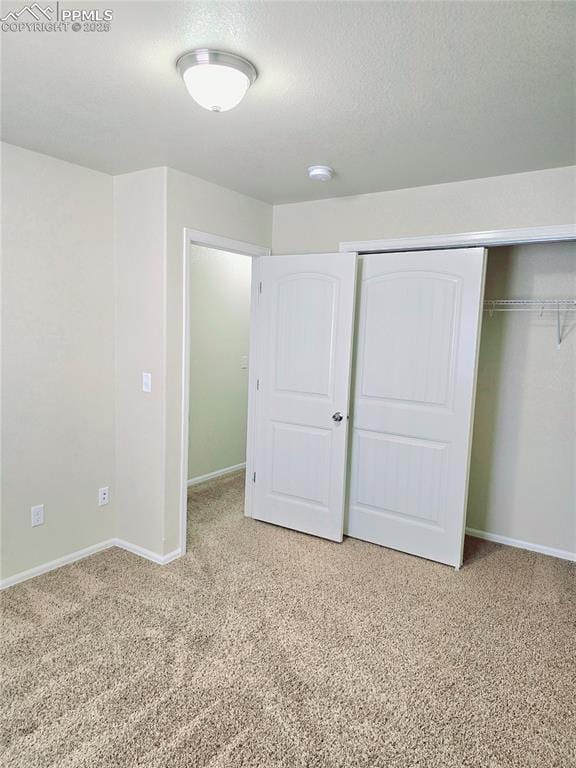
[332,411,344,423]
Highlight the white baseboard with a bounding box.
[113,539,183,565]
[466,527,576,562]
[187,462,245,487]
[0,539,116,590]
[4,522,570,590]
[0,539,184,590]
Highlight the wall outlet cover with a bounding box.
[31,504,44,527]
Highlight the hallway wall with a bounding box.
[188,247,252,481]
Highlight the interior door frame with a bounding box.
[339,224,576,254]
[180,228,270,556]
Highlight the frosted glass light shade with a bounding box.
[177,50,257,112]
[182,64,249,112]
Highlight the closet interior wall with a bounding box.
[467,242,576,554]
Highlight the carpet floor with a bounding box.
[1,470,575,767]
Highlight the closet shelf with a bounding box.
[483,298,576,347]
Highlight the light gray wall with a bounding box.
[188,247,252,480]
[272,166,576,253]
[113,168,167,555]
[468,243,575,552]
[1,143,115,580]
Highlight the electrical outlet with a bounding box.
[31,504,44,527]
[98,487,110,506]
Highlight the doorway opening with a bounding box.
[186,245,251,548]
[179,230,269,555]
[187,246,252,486]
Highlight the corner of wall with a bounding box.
[113,167,167,558]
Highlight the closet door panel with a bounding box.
[252,252,357,542]
[359,272,459,406]
[347,248,486,567]
[353,430,448,526]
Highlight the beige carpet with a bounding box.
[1,471,575,768]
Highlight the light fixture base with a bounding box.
[176,49,258,86]
[308,165,335,182]
[176,49,257,112]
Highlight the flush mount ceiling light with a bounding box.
[176,49,257,112]
[308,165,334,182]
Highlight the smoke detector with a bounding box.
[308,165,334,182]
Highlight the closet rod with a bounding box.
[483,299,576,347]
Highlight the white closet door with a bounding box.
[347,248,486,567]
[252,252,357,541]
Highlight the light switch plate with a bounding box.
[142,372,152,393]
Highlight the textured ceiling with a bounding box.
[1,1,575,203]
